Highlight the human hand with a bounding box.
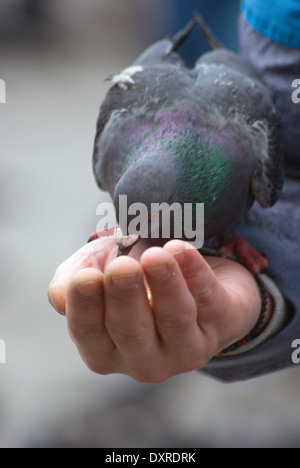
[48,237,270,383]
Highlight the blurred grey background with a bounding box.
[0,0,299,448]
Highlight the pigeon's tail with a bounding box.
[168,17,196,54]
[168,12,222,54]
[193,11,222,50]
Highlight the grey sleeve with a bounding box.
[201,176,300,382]
[238,12,300,175]
[201,223,300,382]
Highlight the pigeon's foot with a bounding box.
[216,233,268,274]
[87,226,116,243]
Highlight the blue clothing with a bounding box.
[241,0,300,48]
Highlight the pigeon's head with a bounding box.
[113,152,178,255]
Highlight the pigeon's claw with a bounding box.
[216,232,268,274]
[87,232,100,243]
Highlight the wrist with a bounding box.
[220,272,271,355]
[218,273,288,357]
[204,256,271,354]
[252,278,274,335]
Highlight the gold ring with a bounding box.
[146,288,152,306]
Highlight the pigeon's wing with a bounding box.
[94,39,184,140]
[93,40,189,191]
[195,49,283,207]
[249,112,283,207]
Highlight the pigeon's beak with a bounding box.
[117,236,140,257]
[115,210,162,257]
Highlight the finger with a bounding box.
[66,267,117,374]
[48,280,68,316]
[163,240,223,320]
[47,236,118,315]
[140,247,202,354]
[163,240,229,350]
[104,256,159,364]
[164,240,259,350]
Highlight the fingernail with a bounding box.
[110,272,139,289]
[145,264,170,281]
[77,280,101,297]
[171,250,185,262]
[48,284,65,315]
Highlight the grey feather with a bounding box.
[92,23,283,244]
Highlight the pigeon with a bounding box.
[91,13,283,272]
